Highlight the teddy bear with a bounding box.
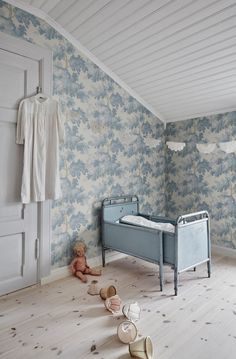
[70,242,101,283]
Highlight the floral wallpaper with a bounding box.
[0,1,165,268]
[165,112,236,250]
[1,1,235,270]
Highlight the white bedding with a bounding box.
[120,215,175,233]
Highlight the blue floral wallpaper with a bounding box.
[166,112,236,250]
[1,1,235,269]
[0,1,165,268]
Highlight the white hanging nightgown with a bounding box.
[16,96,64,204]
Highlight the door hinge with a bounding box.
[35,238,39,260]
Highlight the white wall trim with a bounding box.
[4,0,164,123]
[41,251,127,285]
[212,244,236,259]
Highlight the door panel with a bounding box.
[0,64,25,108]
[0,121,23,203]
[0,233,24,281]
[0,47,39,296]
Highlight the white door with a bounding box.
[0,48,39,296]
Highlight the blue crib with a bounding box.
[101,195,211,295]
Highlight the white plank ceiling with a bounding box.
[12,0,236,122]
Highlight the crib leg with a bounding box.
[174,268,178,296]
[159,263,163,292]
[159,232,164,292]
[102,246,106,267]
[207,260,211,278]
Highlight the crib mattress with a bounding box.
[120,215,175,233]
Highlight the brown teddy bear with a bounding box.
[70,242,101,283]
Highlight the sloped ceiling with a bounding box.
[7,0,236,123]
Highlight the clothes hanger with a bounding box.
[35,86,49,100]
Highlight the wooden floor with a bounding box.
[0,254,236,359]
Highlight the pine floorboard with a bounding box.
[0,254,236,359]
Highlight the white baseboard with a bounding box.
[212,244,236,259]
[40,251,127,285]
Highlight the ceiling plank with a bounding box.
[159,96,236,115]
[92,0,228,57]
[144,72,236,99]
[48,0,77,20]
[119,39,236,90]
[150,85,236,106]
[102,0,236,67]
[62,0,113,31]
[30,0,46,7]
[134,57,236,98]
[127,43,236,93]
[72,0,161,41]
[71,0,143,38]
[41,0,62,14]
[117,25,236,85]
[89,0,192,51]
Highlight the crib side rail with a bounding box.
[177,210,209,225]
[102,195,139,207]
[102,195,139,223]
[139,213,176,225]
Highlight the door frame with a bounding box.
[0,32,53,280]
